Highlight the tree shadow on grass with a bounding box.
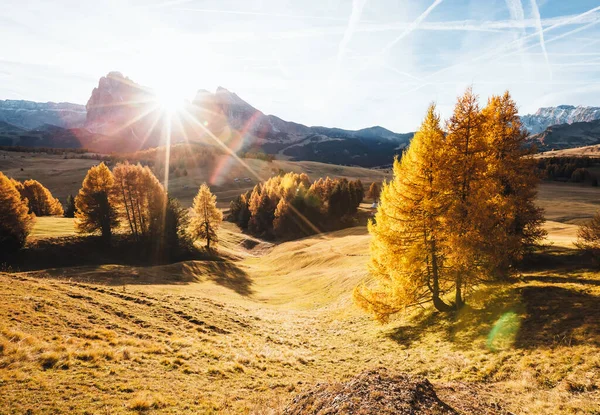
[7,235,254,296]
[384,286,522,350]
[384,284,600,350]
[26,259,254,296]
[515,286,600,348]
[519,245,598,274]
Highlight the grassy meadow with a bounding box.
[0,150,389,208]
[1,152,600,414]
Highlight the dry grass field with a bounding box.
[1,156,600,414]
[0,150,389,208]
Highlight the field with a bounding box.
[0,150,389,207]
[1,154,600,414]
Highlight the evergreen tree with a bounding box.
[160,197,191,260]
[75,162,119,243]
[64,194,76,218]
[189,183,223,249]
[0,172,34,254]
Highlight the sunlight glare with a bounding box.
[155,86,186,114]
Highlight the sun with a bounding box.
[154,86,186,114]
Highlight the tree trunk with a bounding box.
[431,239,453,312]
[455,274,464,309]
[205,221,210,250]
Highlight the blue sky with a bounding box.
[1,0,599,132]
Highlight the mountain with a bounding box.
[1,72,412,166]
[0,100,86,130]
[521,105,600,134]
[528,119,600,151]
[0,121,114,150]
[83,73,413,166]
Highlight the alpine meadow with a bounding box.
[2,1,600,414]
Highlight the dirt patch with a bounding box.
[284,368,459,415]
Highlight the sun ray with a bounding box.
[178,108,326,237]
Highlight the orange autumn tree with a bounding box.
[112,162,167,242]
[0,172,34,253]
[355,90,545,320]
[354,104,454,318]
[75,162,119,243]
[480,92,546,279]
[189,183,223,249]
[14,179,63,216]
[368,182,381,201]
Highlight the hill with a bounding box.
[528,119,600,151]
[1,181,600,413]
[0,148,389,205]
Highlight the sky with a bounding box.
[1,0,600,132]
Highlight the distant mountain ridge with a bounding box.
[521,105,600,134]
[0,73,412,166]
[528,118,600,152]
[0,99,86,130]
[7,74,600,165]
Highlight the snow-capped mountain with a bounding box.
[521,105,600,134]
[0,100,86,130]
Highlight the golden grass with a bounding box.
[29,216,76,239]
[0,150,388,208]
[0,181,599,413]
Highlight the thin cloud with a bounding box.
[175,7,351,22]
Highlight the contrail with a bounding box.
[353,0,444,78]
[505,0,526,57]
[529,0,551,78]
[405,5,600,91]
[336,0,369,73]
[380,0,445,55]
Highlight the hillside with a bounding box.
[1,183,600,413]
[528,119,600,151]
[0,149,389,206]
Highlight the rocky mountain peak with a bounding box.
[521,105,600,134]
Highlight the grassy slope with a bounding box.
[1,185,600,414]
[0,150,389,207]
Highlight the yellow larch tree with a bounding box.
[16,179,63,216]
[354,104,454,320]
[75,162,119,243]
[442,87,489,308]
[189,183,223,249]
[112,162,167,241]
[481,91,546,278]
[0,172,34,253]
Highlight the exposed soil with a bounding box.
[284,368,510,415]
